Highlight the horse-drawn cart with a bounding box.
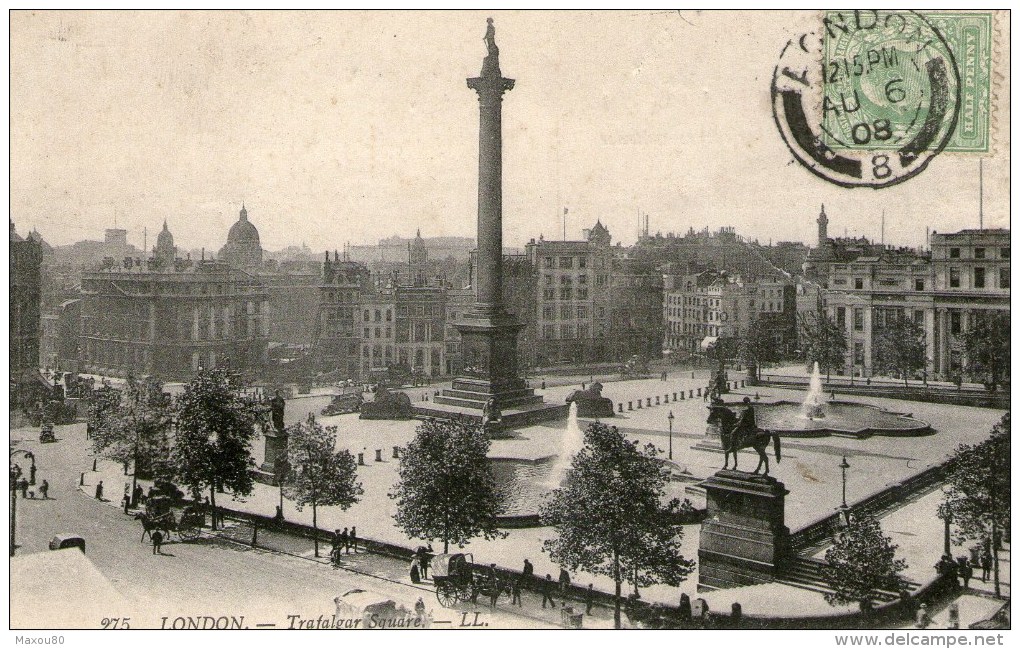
[138,496,205,542]
[431,553,505,607]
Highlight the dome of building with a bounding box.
[219,204,264,270]
[156,220,174,248]
[227,204,261,248]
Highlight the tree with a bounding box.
[798,312,847,380]
[171,367,261,530]
[938,412,1010,596]
[873,316,927,386]
[822,512,908,612]
[389,418,505,553]
[540,422,696,628]
[281,414,363,557]
[742,315,783,379]
[86,376,173,494]
[961,312,1010,391]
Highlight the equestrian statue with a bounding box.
[706,397,781,476]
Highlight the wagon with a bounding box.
[144,496,204,541]
[431,553,476,607]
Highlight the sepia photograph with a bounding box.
[7,8,1011,637]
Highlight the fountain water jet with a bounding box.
[547,402,584,487]
[801,361,826,419]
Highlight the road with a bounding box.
[11,422,558,629]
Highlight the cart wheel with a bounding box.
[178,524,200,541]
[436,584,457,608]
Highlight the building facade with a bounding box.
[10,222,43,381]
[821,228,1009,380]
[80,226,268,381]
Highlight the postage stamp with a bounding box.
[822,10,993,154]
[772,10,976,188]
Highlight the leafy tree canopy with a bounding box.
[389,418,505,553]
[822,512,908,610]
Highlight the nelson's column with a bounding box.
[427,19,566,429]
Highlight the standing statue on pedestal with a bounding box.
[270,391,286,432]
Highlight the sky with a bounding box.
[9,10,1009,252]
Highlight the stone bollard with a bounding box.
[680,391,685,400]
[358,453,365,466]
[664,394,669,403]
[628,401,633,411]
[393,446,400,459]
[618,403,623,413]
[673,392,677,401]
[656,396,660,405]
[79,472,85,486]
[637,401,642,409]
[697,388,701,397]
[375,449,383,462]
[646,398,651,407]
[92,458,97,472]
[741,380,746,388]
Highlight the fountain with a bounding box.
[546,402,584,488]
[801,361,827,420]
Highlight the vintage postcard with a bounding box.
[8,8,1010,638]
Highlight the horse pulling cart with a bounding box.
[431,553,505,607]
[137,496,205,542]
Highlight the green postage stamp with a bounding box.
[821,10,993,154]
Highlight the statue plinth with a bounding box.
[257,426,288,486]
[698,470,791,590]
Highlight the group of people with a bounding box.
[409,545,433,583]
[936,550,993,588]
[329,527,359,564]
[9,463,49,500]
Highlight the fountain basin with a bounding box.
[754,400,933,438]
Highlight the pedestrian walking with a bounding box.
[488,567,500,609]
[511,578,522,607]
[414,597,426,619]
[958,557,973,589]
[94,480,104,501]
[151,529,164,555]
[416,545,433,579]
[541,575,557,609]
[558,567,571,596]
[39,479,49,499]
[19,478,29,499]
[410,557,421,584]
[340,527,350,554]
[584,584,594,614]
[981,549,993,581]
[350,526,358,553]
[541,380,546,390]
[330,529,344,565]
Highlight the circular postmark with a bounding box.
[772,10,961,188]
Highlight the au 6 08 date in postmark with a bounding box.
[772,10,993,189]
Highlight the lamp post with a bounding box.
[839,455,850,509]
[10,449,36,557]
[667,411,675,461]
[940,484,953,556]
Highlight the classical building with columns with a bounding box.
[820,227,1009,381]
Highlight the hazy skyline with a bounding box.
[11,10,1008,252]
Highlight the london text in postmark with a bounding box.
[772,10,971,189]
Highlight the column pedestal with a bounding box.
[255,428,288,486]
[698,470,791,590]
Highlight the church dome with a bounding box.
[227,204,261,248]
[156,220,174,248]
[219,204,264,270]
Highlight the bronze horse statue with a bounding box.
[707,402,781,476]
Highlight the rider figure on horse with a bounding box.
[734,397,757,444]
